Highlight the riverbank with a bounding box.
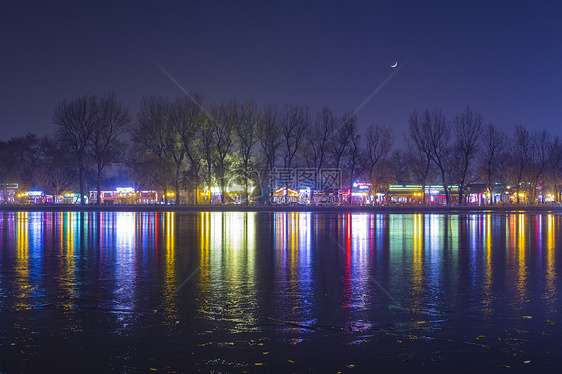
[1,203,562,214]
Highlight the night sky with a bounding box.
[2,0,562,141]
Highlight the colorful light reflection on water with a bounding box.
[0,211,561,373]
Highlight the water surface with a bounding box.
[0,211,561,373]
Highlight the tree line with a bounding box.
[1,92,562,205]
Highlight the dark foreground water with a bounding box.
[1,211,561,373]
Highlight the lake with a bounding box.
[0,211,561,373]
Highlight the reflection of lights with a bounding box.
[200,212,210,253]
[226,212,244,251]
[15,212,30,310]
[1,210,561,346]
[428,214,440,250]
[411,214,423,312]
[112,213,139,320]
[482,214,494,316]
[161,212,178,320]
[298,213,311,260]
[58,212,78,310]
[514,214,527,310]
[545,214,556,311]
[116,213,136,245]
[196,212,259,332]
[344,214,371,311]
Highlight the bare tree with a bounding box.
[256,104,283,196]
[234,101,259,204]
[170,95,203,204]
[280,105,310,168]
[479,123,506,205]
[35,135,75,196]
[53,96,98,205]
[509,125,532,204]
[127,142,172,198]
[164,110,186,205]
[132,96,176,203]
[307,107,336,171]
[365,124,394,198]
[546,136,562,202]
[90,92,130,204]
[0,133,41,192]
[330,112,356,170]
[407,110,433,205]
[346,124,365,197]
[528,129,551,203]
[424,109,451,205]
[451,107,482,205]
[391,149,410,185]
[199,116,216,202]
[212,102,236,204]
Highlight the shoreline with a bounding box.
[1,203,562,214]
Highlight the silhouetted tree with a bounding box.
[234,101,259,204]
[256,104,283,197]
[407,110,434,205]
[35,135,75,195]
[509,125,532,204]
[0,133,41,192]
[424,109,451,204]
[307,107,336,171]
[280,105,309,168]
[127,142,171,199]
[346,124,365,197]
[478,123,506,205]
[199,115,216,202]
[528,129,551,203]
[330,112,356,171]
[212,102,236,204]
[546,136,562,202]
[132,96,176,203]
[391,149,410,185]
[53,96,98,204]
[170,95,203,204]
[451,107,482,205]
[90,92,130,204]
[365,124,394,199]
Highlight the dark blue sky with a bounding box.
[2,0,562,141]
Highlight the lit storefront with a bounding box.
[0,183,18,203]
[387,185,459,205]
[89,188,159,204]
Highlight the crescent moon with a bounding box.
[391,62,398,68]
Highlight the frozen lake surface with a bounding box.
[1,211,561,373]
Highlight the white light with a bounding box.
[116,187,135,193]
